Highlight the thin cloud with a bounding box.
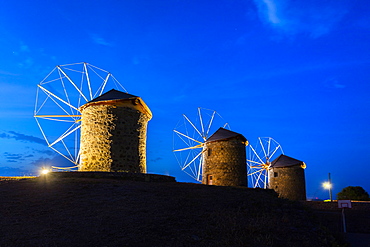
[12,41,30,55]
[262,0,281,24]
[0,70,18,76]
[90,34,113,46]
[149,157,163,163]
[3,153,23,160]
[31,155,73,168]
[253,0,348,38]
[324,77,346,89]
[0,131,46,145]
[3,152,25,162]
[0,166,31,176]
[34,149,55,156]
[20,43,30,52]
[17,57,34,69]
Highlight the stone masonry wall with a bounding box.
[268,166,306,201]
[80,103,150,173]
[202,136,247,186]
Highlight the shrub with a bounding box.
[337,186,370,201]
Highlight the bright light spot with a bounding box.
[323,182,332,189]
[41,169,50,175]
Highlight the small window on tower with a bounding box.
[274,172,278,177]
[208,148,212,156]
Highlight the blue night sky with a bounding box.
[1,0,369,199]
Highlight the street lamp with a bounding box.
[322,173,333,202]
[41,168,50,175]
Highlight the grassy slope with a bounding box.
[0,176,342,247]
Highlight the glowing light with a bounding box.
[41,169,50,175]
[323,182,332,189]
[322,175,333,202]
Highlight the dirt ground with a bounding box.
[302,200,370,247]
[1,175,368,247]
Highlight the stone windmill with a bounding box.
[173,108,249,186]
[202,128,248,186]
[34,63,152,173]
[268,154,307,201]
[79,89,152,173]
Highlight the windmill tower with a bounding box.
[268,154,306,200]
[78,89,152,173]
[202,128,248,186]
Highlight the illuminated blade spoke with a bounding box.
[248,169,266,177]
[61,139,74,161]
[49,124,81,148]
[44,90,79,117]
[35,118,77,123]
[269,145,280,158]
[49,146,78,165]
[248,167,266,178]
[38,85,79,111]
[83,63,93,100]
[182,121,194,147]
[35,115,81,118]
[35,95,50,115]
[258,170,267,185]
[74,129,79,159]
[174,130,203,144]
[99,73,110,96]
[58,69,74,114]
[111,75,128,93]
[51,166,78,170]
[35,118,50,146]
[259,138,268,160]
[182,150,203,171]
[180,150,193,169]
[34,87,40,115]
[39,68,57,84]
[198,108,205,137]
[253,178,260,188]
[34,114,81,123]
[250,145,265,165]
[197,158,202,181]
[247,159,263,165]
[205,111,215,138]
[76,151,82,166]
[175,130,196,148]
[183,114,204,140]
[57,66,88,102]
[173,144,202,152]
[86,63,109,73]
[196,149,206,181]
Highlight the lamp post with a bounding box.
[322,173,333,202]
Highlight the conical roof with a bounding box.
[206,127,247,143]
[87,89,138,103]
[271,154,304,168]
[79,89,152,118]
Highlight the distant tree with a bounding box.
[337,186,370,201]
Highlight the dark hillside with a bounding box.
[0,176,339,247]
